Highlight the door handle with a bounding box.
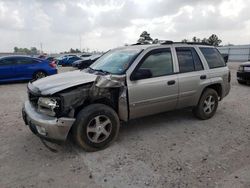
[167,80,176,85]
[200,75,207,80]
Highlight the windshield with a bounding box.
[90,48,142,75]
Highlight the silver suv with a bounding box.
[22,42,231,151]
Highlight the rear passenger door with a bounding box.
[127,48,179,119]
[175,47,210,108]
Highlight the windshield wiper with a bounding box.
[94,69,111,75]
[86,67,95,72]
[87,67,111,75]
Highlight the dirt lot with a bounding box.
[0,63,250,188]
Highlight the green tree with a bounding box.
[13,47,38,54]
[181,39,189,42]
[202,38,208,43]
[207,34,222,46]
[181,34,222,46]
[192,36,201,42]
[30,47,38,55]
[14,47,18,53]
[137,31,153,44]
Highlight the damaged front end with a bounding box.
[22,73,129,142]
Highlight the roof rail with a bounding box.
[131,41,212,46]
[131,42,152,46]
[160,40,174,45]
[184,42,212,46]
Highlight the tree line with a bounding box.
[14,47,39,55]
[137,31,223,46]
[13,31,223,54]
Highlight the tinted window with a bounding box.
[16,57,33,65]
[0,58,16,66]
[176,47,203,73]
[137,49,173,78]
[200,47,225,68]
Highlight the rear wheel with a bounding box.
[33,71,47,80]
[72,104,120,151]
[193,88,219,120]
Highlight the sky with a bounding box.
[0,0,250,53]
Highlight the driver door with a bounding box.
[127,48,179,119]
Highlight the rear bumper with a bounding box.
[22,101,75,141]
[237,71,250,81]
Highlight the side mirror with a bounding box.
[131,68,152,80]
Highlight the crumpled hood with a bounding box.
[29,70,97,95]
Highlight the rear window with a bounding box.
[200,47,225,69]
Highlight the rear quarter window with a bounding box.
[200,47,225,69]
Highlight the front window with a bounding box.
[136,49,173,78]
[90,48,142,75]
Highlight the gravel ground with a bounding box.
[0,63,250,188]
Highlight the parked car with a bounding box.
[237,62,250,84]
[72,54,102,69]
[0,56,57,83]
[22,42,230,151]
[37,54,47,59]
[80,53,91,58]
[45,56,56,62]
[56,56,82,66]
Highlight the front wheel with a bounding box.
[72,104,120,151]
[193,88,219,120]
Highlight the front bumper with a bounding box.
[22,101,75,141]
[237,71,250,81]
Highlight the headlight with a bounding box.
[238,66,244,71]
[37,97,59,116]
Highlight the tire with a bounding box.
[33,71,47,80]
[238,80,246,85]
[193,88,219,120]
[72,104,120,151]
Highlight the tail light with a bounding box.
[49,60,57,68]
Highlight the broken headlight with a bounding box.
[37,97,60,116]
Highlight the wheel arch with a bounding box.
[201,83,222,100]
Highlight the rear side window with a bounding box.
[0,58,16,66]
[176,47,203,73]
[16,57,34,65]
[200,47,225,69]
[137,49,173,77]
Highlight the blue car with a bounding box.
[0,56,57,83]
[56,56,82,66]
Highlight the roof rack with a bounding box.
[183,42,211,46]
[160,40,174,44]
[131,42,152,46]
[160,41,212,46]
[131,41,212,46]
